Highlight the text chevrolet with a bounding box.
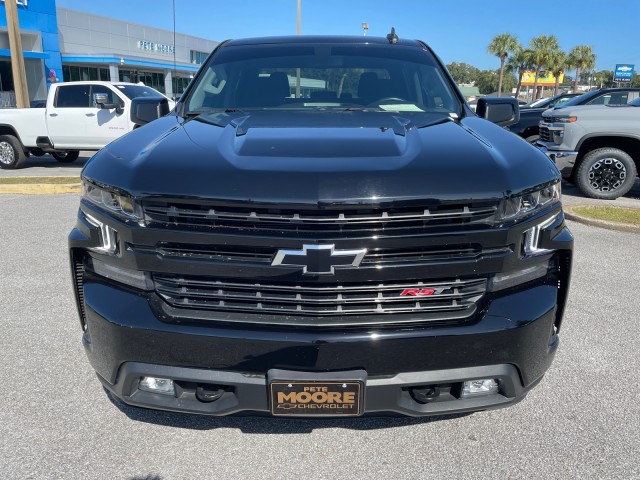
[69,35,573,417]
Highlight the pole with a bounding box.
[295,0,301,98]
[4,0,29,108]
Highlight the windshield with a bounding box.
[557,91,598,108]
[526,97,551,108]
[184,43,461,116]
[558,90,637,109]
[115,84,165,100]
[630,98,640,106]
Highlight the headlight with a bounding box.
[546,115,577,123]
[498,182,561,222]
[82,181,142,221]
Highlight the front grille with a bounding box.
[131,242,511,267]
[142,200,498,235]
[153,275,487,325]
[539,126,552,142]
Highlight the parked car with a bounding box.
[69,34,572,418]
[537,97,640,199]
[521,93,581,110]
[0,81,169,169]
[508,88,640,144]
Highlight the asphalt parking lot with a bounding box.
[0,190,638,479]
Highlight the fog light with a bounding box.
[461,379,499,397]
[89,257,154,291]
[139,377,175,396]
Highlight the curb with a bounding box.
[563,205,640,234]
[0,183,81,195]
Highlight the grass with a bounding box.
[0,176,81,185]
[572,206,640,226]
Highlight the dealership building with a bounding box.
[0,0,218,105]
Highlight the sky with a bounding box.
[56,0,639,73]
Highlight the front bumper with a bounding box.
[536,143,578,178]
[82,275,562,417]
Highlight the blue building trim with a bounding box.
[0,49,49,59]
[0,0,63,88]
[61,55,200,72]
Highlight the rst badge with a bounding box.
[271,244,367,275]
[401,287,448,296]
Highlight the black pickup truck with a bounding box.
[69,35,572,417]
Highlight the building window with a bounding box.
[172,76,191,96]
[190,50,208,65]
[119,70,165,93]
[63,65,111,82]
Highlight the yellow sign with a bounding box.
[521,71,564,86]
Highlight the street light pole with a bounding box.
[4,0,29,108]
[295,0,301,98]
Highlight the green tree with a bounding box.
[446,62,480,84]
[507,47,533,99]
[546,50,572,95]
[568,45,596,92]
[476,69,517,95]
[487,33,520,97]
[529,35,560,99]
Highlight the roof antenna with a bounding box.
[386,27,398,44]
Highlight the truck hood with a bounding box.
[83,111,559,204]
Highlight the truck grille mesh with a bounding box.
[142,200,498,234]
[153,275,487,323]
[539,126,552,142]
[130,242,511,267]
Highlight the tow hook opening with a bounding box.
[195,384,227,403]
[410,385,441,404]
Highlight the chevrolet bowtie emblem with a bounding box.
[271,244,367,275]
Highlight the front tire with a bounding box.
[575,148,637,200]
[0,134,27,169]
[52,150,80,163]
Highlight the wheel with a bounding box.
[0,134,27,169]
[52,150,80,163]
[575,148,637,200]
[525,134,540,144]
[30,148,45,157]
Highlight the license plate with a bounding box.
[270,381,363,416]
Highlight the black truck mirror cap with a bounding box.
[476,97,520,127]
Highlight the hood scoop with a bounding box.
[231,111,413,137]
[220,111,415,158]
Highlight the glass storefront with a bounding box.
[119,70,165,93]
[172,76,190,96]
[62,65,110,82]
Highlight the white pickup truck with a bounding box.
[0,81,170,169]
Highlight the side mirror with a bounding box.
[94,93,124,114]
[476,97,520,127]
[130,96,170,126]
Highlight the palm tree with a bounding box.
[547,50,572,96]
[529,35,560,100]
[568,45,596,92]
[487,33,520,97]
[507,47,533,100]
